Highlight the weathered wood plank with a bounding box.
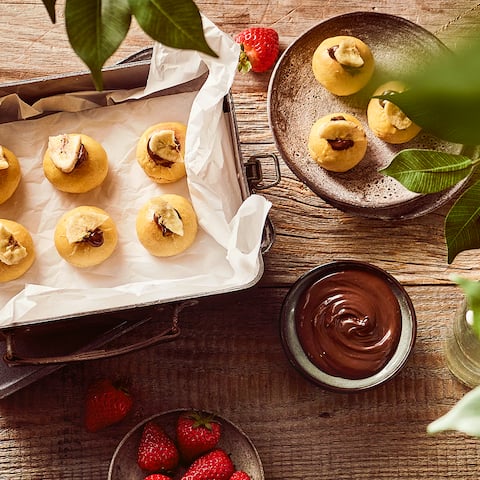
[0,2,480,479]
[0,286,474,479]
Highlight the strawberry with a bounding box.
[144,475,172,480]
[137,421,180,472]
[181,449,235,480]
[229,472,251,480]
[84,379,133,432]
[235,27,279,73]
[176,411,222,463]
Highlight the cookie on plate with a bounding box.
[0,219,35,282]
[136,194,198,257]
[308,112,368,172]
[0,145,22,205]
[43,133,109,193]
[367,80,421,144]
[312,35,375,96]
[54,206,118,268]
[136,122,187,183]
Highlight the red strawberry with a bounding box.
[144,475,172,480]
[229,472,251,480]
[176,411,222,463]
[84,379,133,432]
[235,27,279,73]
[181,449,234,480]
[137,421,180,472]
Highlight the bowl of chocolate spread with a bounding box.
[280,260,416,392]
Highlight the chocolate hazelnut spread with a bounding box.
[147,135,179,167]
[75,143,88,168]
[83,228,104,247]
[295,268,401,380]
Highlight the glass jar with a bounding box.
[445,298,480,388]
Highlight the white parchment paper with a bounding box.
[0,17,271,327]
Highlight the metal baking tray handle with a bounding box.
[2,300,198,366]
[245,153,281,191]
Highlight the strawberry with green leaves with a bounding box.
[235,27,279,73]
[181,448,234,480]
[176,411,222,463]
[84,379,133,433]
[138,421,180,473]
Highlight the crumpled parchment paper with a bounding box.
[0,16,271,327]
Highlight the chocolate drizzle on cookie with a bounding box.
[75,143,88,169]
[154,210,182,237]
[327,138,355,151]
[327,45,362,75]
[327,45,339,61]
[147,137,180,167]
[82,228,104,247]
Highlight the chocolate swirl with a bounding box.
[83,228,104,247]
[295,269,401,379]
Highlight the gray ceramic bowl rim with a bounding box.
[280,260,417,392]
[107,408,265,480]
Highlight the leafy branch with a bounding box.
[427,276,480,437]
[41,0,217,90]
[383,37,480,438]
[377,37,480,264]
[427,383,480,437]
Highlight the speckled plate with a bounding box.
[268,11,470,220]
[108,409,264,480]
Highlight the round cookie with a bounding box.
[308,112,368,172]
[43,133,108,193]
[367,80,421,144]
[0,219,35,283]
[136,194,198,257]
[54,206,117,268]
[0,146,21,205]
[136,122,187,184]
[312,35,375,96]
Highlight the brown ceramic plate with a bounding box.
[108,409,264,480]
[268,11,470,220]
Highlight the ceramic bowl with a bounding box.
[280,260,417,392]
[268,11,471,219]
[108,409,264,480]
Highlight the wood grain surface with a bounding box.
[1,1,480,479]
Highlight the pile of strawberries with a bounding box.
[137,411,252,480]
[83,380,254,479]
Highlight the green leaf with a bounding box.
[445,180,480,264]
[42,0,57,23]
[379,149,474,193]
[452,275,480,339]
[375,40,480,145]
[427,385,480,436]
[376,89,480,146]
[129,0,217,57]
[65,0,132,90]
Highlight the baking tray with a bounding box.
[0,49,278,397]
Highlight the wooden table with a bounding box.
[1,1,480,478]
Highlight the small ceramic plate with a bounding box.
[268,11,470,220]
[108,409,264,480]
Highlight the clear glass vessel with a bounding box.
[445,299,480,388]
